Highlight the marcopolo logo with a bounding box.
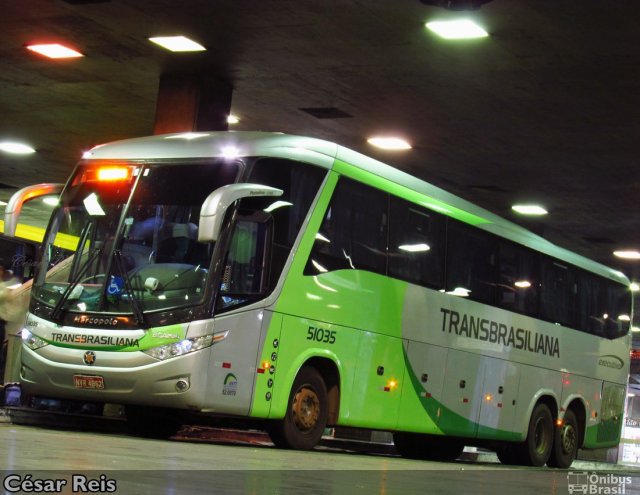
[597,355,624,370]
[567,472,633,494]
[222,373,238,396]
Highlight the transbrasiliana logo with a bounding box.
[567,472,633,494]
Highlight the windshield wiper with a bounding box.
[112,249,145,326]
[51,247,103,322]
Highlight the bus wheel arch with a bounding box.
[268,358,339,450]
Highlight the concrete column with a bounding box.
[153,74,233,134]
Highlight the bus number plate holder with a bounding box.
[73,375,105,389]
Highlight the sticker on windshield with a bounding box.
[107,275,124,297]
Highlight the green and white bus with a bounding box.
[19,132,632,468]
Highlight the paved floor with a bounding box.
[2,422,640,495]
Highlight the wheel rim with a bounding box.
[533,417,550,455]
[560,423,577,455]
[291,386,320,432]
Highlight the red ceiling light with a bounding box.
[26,43,84,59]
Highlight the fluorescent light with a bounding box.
[0,201,7,206]
[630,283,640,292]
[512,204,548,216]
[367,136,412,150]
[149,36,206,52]
[227,115,240,124]
[618,315,631,322]
[632,327,640,333]
[514,280,532,288]
[426,20,489,40]
[42,197,59,206]
[614,250,640,260]
[0,141,36,154]
[26,43,84,59]
[399,243,431,253]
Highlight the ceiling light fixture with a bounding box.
[426,19,489,39]
[511,204,548,216]
[367,137,412,150]
[613,250,640,260]
[227,115,240,124]
[148,36,206,52]
[26,43,84,59]
[0,141,36,154]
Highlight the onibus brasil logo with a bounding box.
[567,472,633,494]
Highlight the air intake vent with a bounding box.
[299,107,353,119]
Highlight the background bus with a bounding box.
[16,132,632,469]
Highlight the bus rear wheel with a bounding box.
[393,432,464,462]
[516,403,554,466]
[268,365,328,450]
[547,409,579,469]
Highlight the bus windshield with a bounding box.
[32,160,240,320]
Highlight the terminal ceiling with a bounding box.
[1,0,639,286]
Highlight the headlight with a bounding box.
[143,331,228,361]
[21,328,49,350]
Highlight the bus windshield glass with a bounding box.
[32,160,240,318]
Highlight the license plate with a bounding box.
[73,375,105,390]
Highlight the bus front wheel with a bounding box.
[268,365,328,450]
[547,409,579,468]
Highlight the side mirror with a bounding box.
[198,183,283,242]
[4,183,64,237]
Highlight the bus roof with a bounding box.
[85,131,630,285]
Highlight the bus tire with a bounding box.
[516,403,554,466]
[393,432,464,462]
[547,409,579,469]
[125,405,182,439]
[268,365,328,450]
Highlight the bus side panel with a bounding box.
[476,356,521,441]
[344,331,405,430]
[249,311,283,418]
[263,314,360,421]
[201,308,271,415]
[438,349,484,437]
[396,341,447,434]
[584,381,626,448]
[514,364,562,441]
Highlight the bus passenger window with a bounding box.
[446,222,497,304]
[305,178,387,276]
[497,241,538,316]
[540,259,578,328]
[388,197,445,289]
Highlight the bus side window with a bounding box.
[497,241,538,316]
[445,221,497,304]
[305,177,387,276]
[388,196,445,289]
[540,258,578,328]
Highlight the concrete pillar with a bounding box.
[153,74,233,134]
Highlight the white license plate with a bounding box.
[73,375,105,389]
